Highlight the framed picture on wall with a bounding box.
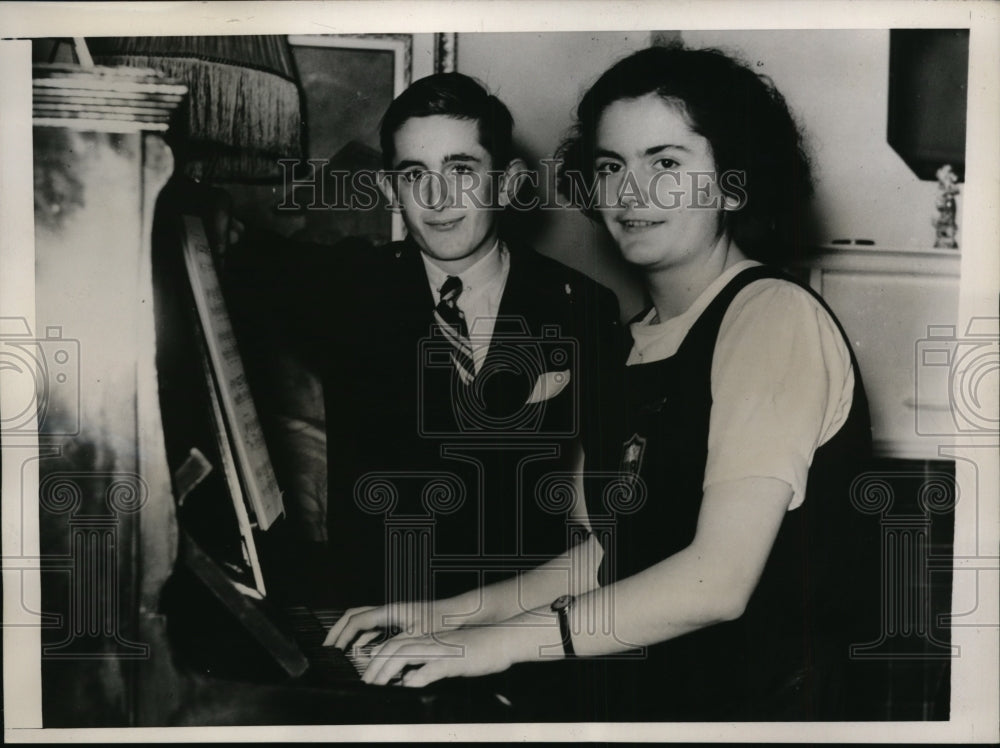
[286,34,413,245]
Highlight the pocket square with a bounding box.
[526,369,571,404]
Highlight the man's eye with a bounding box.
[451,164,474,175]
[402,170,424,183]
[594,162,621,176]
[655,158,678,170]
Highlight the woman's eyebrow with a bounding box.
[594,144,692,160]
[643,143,691,156]
[443,152,482,163]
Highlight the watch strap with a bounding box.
[551,594,576,658]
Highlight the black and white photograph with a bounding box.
[1,1,998,742]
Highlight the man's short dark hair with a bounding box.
[557,45,814,264]
[379,72,515,171]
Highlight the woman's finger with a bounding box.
[333,611,381,651]
[352,629,382,650]
[361,639,416,685]
[323,605,377,648]
[322,606,362,647]
[400,659,449,688]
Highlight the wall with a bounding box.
[681,29,954,249]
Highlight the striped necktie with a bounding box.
[433,275,476,384]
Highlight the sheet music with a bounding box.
[193,319,268,597]
[180,214,284,530]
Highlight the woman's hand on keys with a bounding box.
[323,602,441,651]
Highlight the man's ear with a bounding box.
[378,170,401,213]
[497,158,530,208]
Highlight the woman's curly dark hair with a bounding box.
[557,45,813,263]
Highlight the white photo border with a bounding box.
[1,1,998,744]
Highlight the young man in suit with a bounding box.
[321,74,621,622]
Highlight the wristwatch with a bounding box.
[550,594,576,658]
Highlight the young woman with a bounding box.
[326,46,877,721]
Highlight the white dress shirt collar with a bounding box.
[420,238,510,371]
[420,237,504,300]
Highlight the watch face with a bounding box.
[552,594,573,612]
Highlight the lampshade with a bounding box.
[89,35,303,182]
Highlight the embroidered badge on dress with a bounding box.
[621,432,648,488]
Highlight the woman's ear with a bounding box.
[378,171,401,213]
[497,158,531,208]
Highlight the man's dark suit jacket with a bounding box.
[319,237,622,607]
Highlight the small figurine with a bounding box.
[932,164,960,249]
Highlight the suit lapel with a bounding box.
[401,239,437,310]
[479,248,558,414]
[361,239,437,393]
[388,239,437,337]
[493,246,547,340]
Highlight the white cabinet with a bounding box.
[800,247,961,459]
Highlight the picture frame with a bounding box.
[286,34,415,243]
